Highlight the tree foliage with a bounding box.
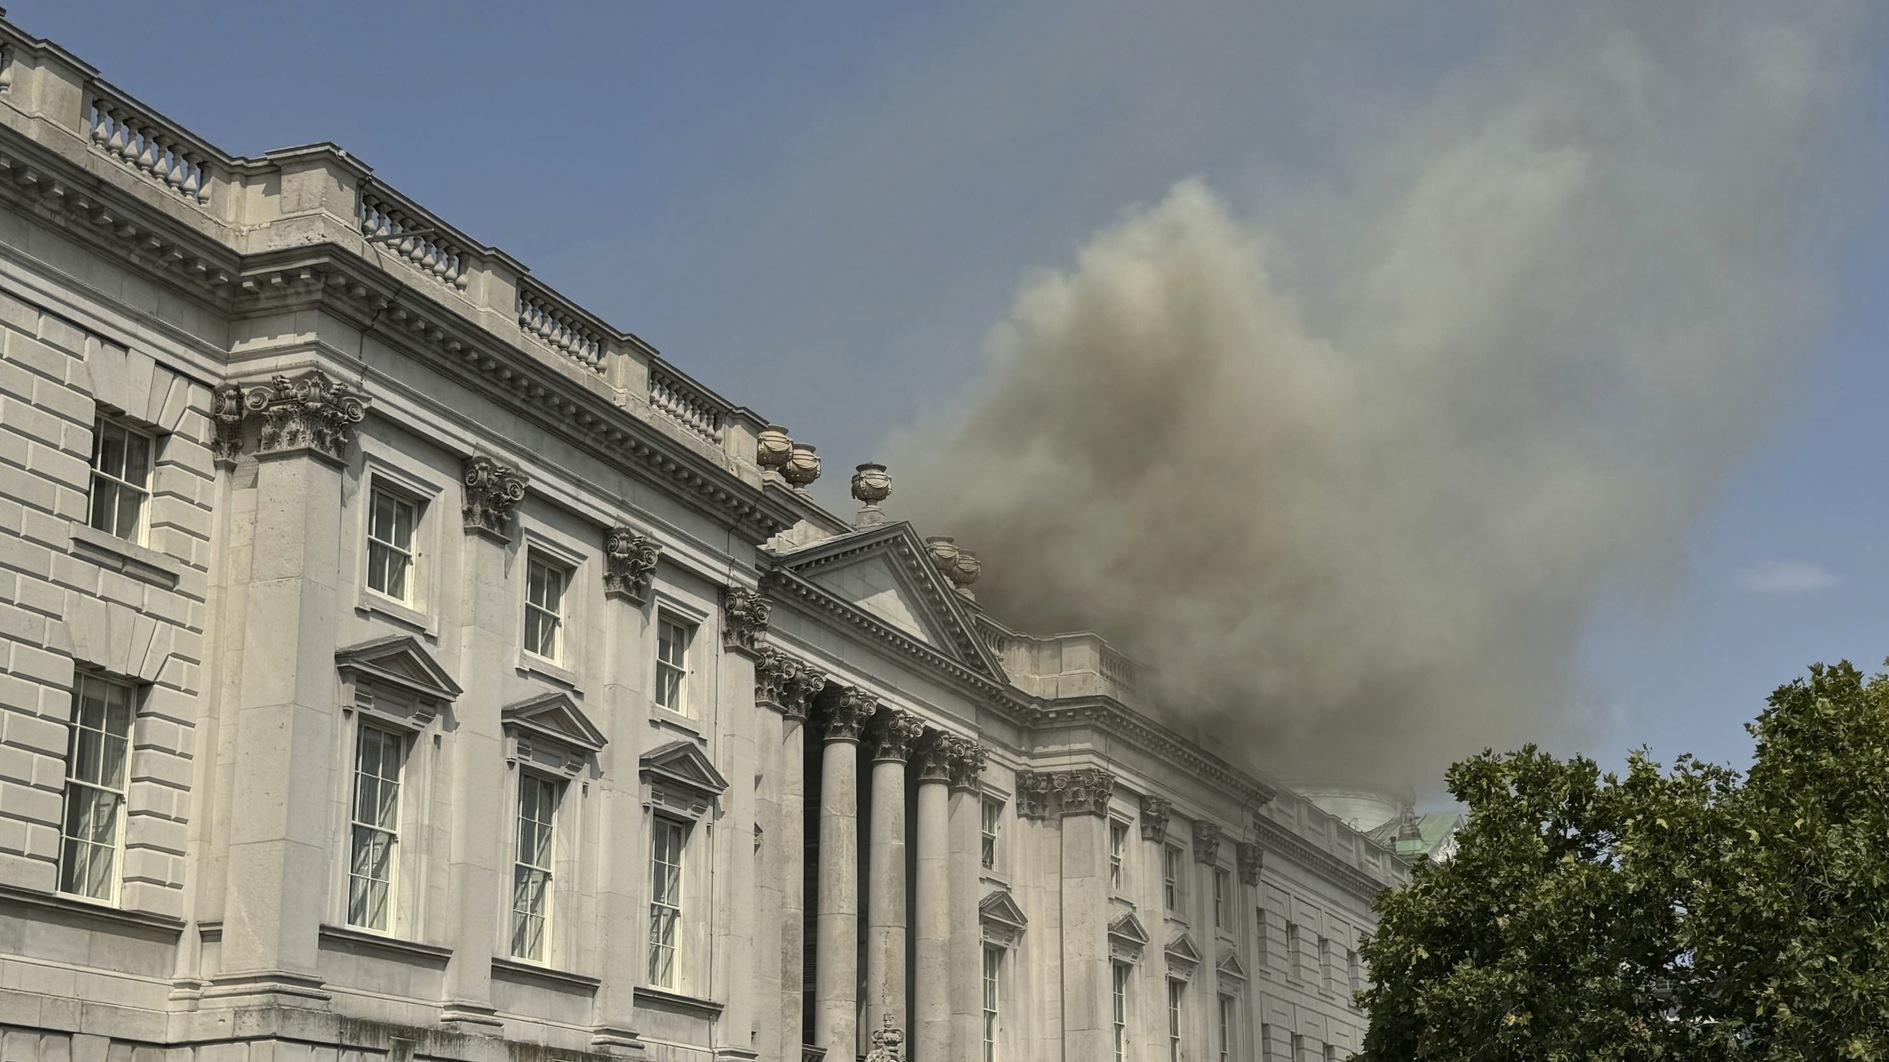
[1359,661,1889,1061]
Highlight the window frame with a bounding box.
[87,414,154,546]
[1213,866,1230,931]
[1217,994,1237,1062]
[1163,843,1184,914]
[523,551,570,664]
[509,771,562,963]
[647,814,689,989]
[1111,960,1132,1062]
[653,612,695,715]
[364,482,422,606]
[57,671,136,903]
[982,942,1003,1062]
[1166,977,1185,1062]
[1109,817,1129,892]
[981,795,1004,872]
[346,723,406,933]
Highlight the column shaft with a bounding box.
[815,736,860,1055]
[866,758,908,1038]
[946,744,987,1062]
[913,773,951,1061]
[780,717,808,1053]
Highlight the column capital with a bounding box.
[822,687,877,743]
[603,525,661,604]
[722,586,772,656]
[1139,794,1172,843]
[1016,771,1055,820]
[913,732,954,784]
[755,646,827,722]
[867,707,924,764]
[462,454,527,540]
[1237,841,1263,886]
[212,369,368,466]
[947,739,987,793]
[1193,821,1222,864]
[1055,768,1116,818]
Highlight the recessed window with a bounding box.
[365,486,419,603]
[1111,961,1132,1062]
[648,817,687,988]
[1348,947,1362,997]
[1166,978,1185,1062]
[1320,935,1334,992]
[1292,1033,1304,1061]
[1213,867,1230,929]
[982,943,1003,1062]
[1218,995,1235,1062]
[654,615,693,712]
[981,796,1003,871]
[510,773,560,961]
[58,673,134,901]
[1109,819,1128,891]
[1261,1023,1272,1062]
[88,416,152,544]
[1324,1046,1337,1062]
[1163,844,1183,913]
[524,554,567,661]
[347,725,404,931]
[1287,922,1304,981]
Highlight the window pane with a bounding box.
[112,486,141,540]
[122,430,151,488]
[88,479,116,535]
[96,421,125,479]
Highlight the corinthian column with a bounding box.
[912,734,957,1062]
[816,688,874,1057]
[946,741,987,1062]
[765,650,826,1057]
[866,707,924,1042]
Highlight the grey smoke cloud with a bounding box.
[886,3,1854,791]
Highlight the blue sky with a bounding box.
[27,2,1889,784]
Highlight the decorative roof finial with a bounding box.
[851,462,892,528]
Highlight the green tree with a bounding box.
[1358,661,1889,1061]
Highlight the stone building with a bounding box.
[0,14,1406,1062]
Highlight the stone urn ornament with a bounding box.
[756,424,792,473]
[948,548,981,600]
[782,441,822,488]
[851,462,892,527]
[924,535,959,576]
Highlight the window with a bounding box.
[1257,906,1268,966]
[1348,948,1362,997]
[88,416,152,543]
[1261,1023,1272,1062]
[982,943,1002,1061]
[1163,844,1183,913]
[1111,962,1131,1062]
[1213,867,1230,930]
[1109,819,1128,891]
[510,773,559,961]
[1218,995,1235,1062]
[365,486,419,602]
[1292,1033,1304,1061]
[347,726,404,930]
[654,615,692,712]
[981,797,1002,871]
[1324,1046,1337,1062]
[524,555,567,661]
[1320,936,1334,992]
[648,817,686,987]
[58,673,133,900]
[1287,922,1303,980]
[1166,978,1185,1062]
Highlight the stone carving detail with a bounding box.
[210,370,369,465]
[865,1018,904,1062]
[822,687,877,742]
[782,441,821,488]
[462,455,527,539]
[756,423,792,473]
[1237,841,1263,886]
[1140,795,1172,843]
[947,549,981,601]
[913,731,954,784]
[754,645,791,713]
[1055,768,1116,818]
[867,708,924,763]
[947,738,988,793]
[781,658,827,723]
[1015,771,1056,820]
[602,525,662,604]
[1193,822,1222,865]
[851,462,892,528]
[924,536,958,577]
[721,587,771,655]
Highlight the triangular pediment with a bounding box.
[336,636,462,702]
[1165,932,1203,968]
[1108,911,1150,946]
[1217,950,1248,982]
[770,523,1005,680]
[980,890,1029,931]
[640,739,729,796]
[501,691,607,754]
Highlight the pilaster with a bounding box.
[1057,769,1116,1062]
[591,556,651,1056]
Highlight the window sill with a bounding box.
[0,881,183,937]
[355,591,437,638]
[517,652,581,690]
[318,923,453,965]
[68,521,184,590]
[492,956,600,992]
[978,871,1012,891]
[634,985,724,1018]
[650,705,704,742]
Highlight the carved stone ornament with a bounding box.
[782,441,821,488]
[754,645,791,713]
[865,1017,905,1062]
[1055,768,1116,818]
[756,423,792,473]
[822,687,877,743]
[1140,795,1173,843]
[947,738,987,793]
[851,462,892,528]
[462,455,527,539]
[211,369,369,466]
[913,731,954,784]
[603,525,661,604]
[924,536,959,577]
[1016,771,1056,820]
[781,658,827,723]
[948,548,981,601]
[867,708,925,764]
[721,586,772,656]
[1237,841,1263,886]
[1193,821,1222,865]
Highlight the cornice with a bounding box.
[1031,699,1276,810]
[1249,813,1398,901]
[776,526,997,670]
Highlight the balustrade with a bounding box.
[360,191,472,291]
[517,284,607,373]
[86,90,211,205]
[650,364,726,444]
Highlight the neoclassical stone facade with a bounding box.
[0,15,1406,1062]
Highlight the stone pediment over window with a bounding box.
[1165,932,1203,980]
[502,691,607,777]
[336,636,461,729]
[1216,949,1248,986]
[641,739,730,820]
[1108,911,1150,963]
[767,522,1005,681]
[980,889,1029,948]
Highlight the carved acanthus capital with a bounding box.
[1140,795,1172,843]
[1055,768,1116,818]
[754,645,791,713]
[913,731,954,784]
[781,658,827,723]
[947,739,987,793]
[721,587,771,656]
[822,687,877,743]
[867,708,924,763]
[1237,841,1263,886]
[603,525,661,604]
[1016,771,1056,820]
[211,370,368,466]
[1193,822,1222,865]
[462,455,527,540]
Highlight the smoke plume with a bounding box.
[887,3,1855,790]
